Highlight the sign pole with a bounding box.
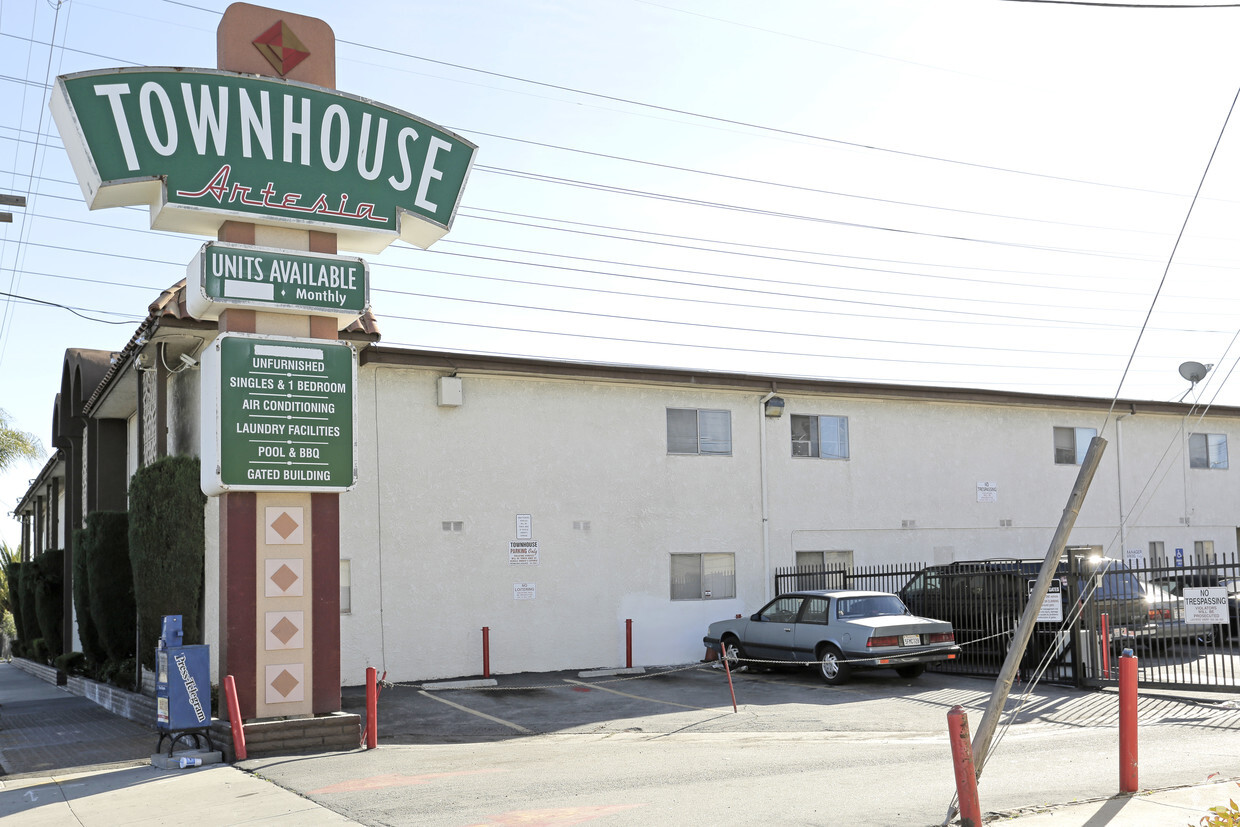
[215,5,343,720]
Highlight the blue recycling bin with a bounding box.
[155,615,212,739]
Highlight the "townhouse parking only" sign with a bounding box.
[200,332,357,494]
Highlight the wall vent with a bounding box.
[573,520,591,531]
[1000,519,1013,527]
[441,520,464,533]
[901,520,916,529]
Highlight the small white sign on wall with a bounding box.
[516,514,532,540]
[514,582,536,600]
[509,540,540,565]
[976,481,998,503]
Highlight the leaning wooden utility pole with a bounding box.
[944,436,1107,825]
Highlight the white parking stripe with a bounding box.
[418,690,533,733]
[562,679,717,710]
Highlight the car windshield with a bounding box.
[1093,567,1145,600]
[836,595,908,619]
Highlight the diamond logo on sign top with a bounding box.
[252,20,310,76]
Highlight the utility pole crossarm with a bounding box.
[0,192,27,223]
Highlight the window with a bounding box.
[667,408,731,455]
[340,559,351,614]
[801,597,829,624]
[796,551,824,569]
[1194,540,1215,559]
[791,415,849,459]
[757,596,804,623]
[1054,426,1096,464]
[670,553,736,600]
[1148,541,1164,559]
[1189,433,1229,469]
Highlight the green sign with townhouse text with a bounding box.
[50,68,477,253]
[201,333,357,495]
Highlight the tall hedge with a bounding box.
[7,560,27,649]
[32,548,64,660]
[85,511,135,661]
[72,527,106,663]
[17,561,39,654]
[128,455,206,669]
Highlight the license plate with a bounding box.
[902,634,921,646]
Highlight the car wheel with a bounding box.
[722,636,747,667]
[817,644,851,685]
[895,664,925,679]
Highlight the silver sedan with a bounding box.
[703,590,961,685]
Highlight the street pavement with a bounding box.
[1,659,1238,825]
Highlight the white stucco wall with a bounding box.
[341,366,764,682]
[337,365,1240,684]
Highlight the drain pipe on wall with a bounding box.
[759,389,778,603]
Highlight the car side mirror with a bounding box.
[750,613,762,622]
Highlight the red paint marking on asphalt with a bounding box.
[571,686,591,692]
[310,768,507,794]
[465,805,644,825]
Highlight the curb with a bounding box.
[421,678,499,691]
[578,667,646,678]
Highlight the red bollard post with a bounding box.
[1100,613,1111,677]
[721,645,738,713]
[1119,649,1138,792]
[625,618,633,669]
[365,667,378,750]
[947,705,982,827]
[482,626,491,678]
[223,674,247,761]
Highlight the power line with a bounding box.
[1104,80,1240,423]
[0,289,145,324]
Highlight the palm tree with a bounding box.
[0,408,42,471]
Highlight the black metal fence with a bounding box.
[1077,553,1239,691]
[773,553,1240,691]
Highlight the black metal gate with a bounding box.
[1076,552,1240,692]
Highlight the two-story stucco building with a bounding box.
[15,284,1240,684]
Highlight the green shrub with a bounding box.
[7,560,27,645]
[128,455,206,669]
[31,549,64,659]
[101,656,137,692]
[72,527,107,663]
[30,637,48,663]
[84,511,135,662]
[54,651,86,675]
[17,561,38,652]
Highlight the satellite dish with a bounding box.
[1178,361,1211,384]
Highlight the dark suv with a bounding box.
[898,560,1073,670]
[900,559,1209,669]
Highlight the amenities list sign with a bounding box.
[201,333,357,494]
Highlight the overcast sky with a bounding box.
[5,0,1240,546]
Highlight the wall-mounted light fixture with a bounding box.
[764,396,785,418]
[438,375,463,407]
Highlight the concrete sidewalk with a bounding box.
[0,662,355,825]
[992,780,1240,824]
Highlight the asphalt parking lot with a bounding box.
[339,661,1240,745]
